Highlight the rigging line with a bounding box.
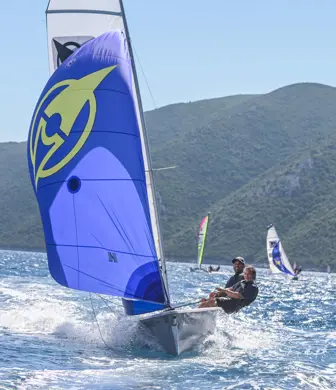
[133,46,157,110]
[89,293,110,348]
[64,263,166,306]
[96,294,118,312]
[172,296,231,310]
[169,299,203,309]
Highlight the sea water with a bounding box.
[0,250,335,389]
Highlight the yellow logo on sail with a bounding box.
[29,65,117,188]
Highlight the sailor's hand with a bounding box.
[218,290,228,297]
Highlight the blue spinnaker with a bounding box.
[272,241,295,276]
[27,31,168,308]
[122,299,166,315]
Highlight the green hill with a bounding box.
[1,82,336,270]
[171,141,336,268]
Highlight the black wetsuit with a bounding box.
[216,280,259,314]
[225,271,244,288]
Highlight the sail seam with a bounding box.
[72,195,80,288]
[47,10,122,16]
[47,243,156,258]
[64,264,166,304]
[37,178,146,191]
[59,131,139,136]
[96,194,143,261]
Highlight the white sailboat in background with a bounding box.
[266,225,297,280]
[27,0,219,356]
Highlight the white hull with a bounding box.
[140,307,220,355]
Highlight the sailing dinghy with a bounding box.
[27,0,219,356]
[190,213,210,272]
[266,225,297,280]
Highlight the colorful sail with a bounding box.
[27,31,168,310]
[266,225,283,274]
[267,224,296,277]
[197,213,210,267]
[272,241,296,277]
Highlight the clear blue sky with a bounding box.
[1,0,336,142]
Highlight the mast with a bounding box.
[119,0,170,300]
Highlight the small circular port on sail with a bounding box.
[67,176,81,193]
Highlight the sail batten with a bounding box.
[47,10,122,16]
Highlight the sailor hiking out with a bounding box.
[199,265,259,314]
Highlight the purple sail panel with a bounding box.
[272,241,295,277]
[27,31,168,306]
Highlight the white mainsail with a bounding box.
[266,225,295,276]
[46,0,123,74]
[46,0,169,295]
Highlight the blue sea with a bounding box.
[0,250,335,389]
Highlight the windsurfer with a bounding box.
[198,265,259,314]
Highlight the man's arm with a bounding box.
[216,287,233,291]
[222,289,243,299]
[215,287,233,297]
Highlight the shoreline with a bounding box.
[0,247,331,272]
[0,246,45,254]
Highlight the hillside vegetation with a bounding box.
[1,82,336,270]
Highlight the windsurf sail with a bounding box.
[267,225,295,277]
[28,6,170,315]
[197,213,210,268]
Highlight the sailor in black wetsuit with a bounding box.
[225,256,245,288]
[199,265,258,314]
